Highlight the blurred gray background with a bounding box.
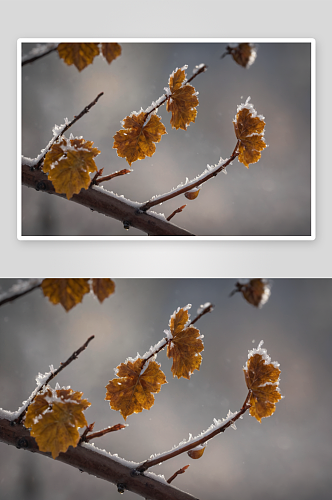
[21,41,312,237]
[0,278,331,499]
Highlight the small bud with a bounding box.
[187,445,206,459]
[185,188,200,200]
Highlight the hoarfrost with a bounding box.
[197,302,213,314]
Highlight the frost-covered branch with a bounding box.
[140,152,239,212]
[22,43,58,66]
[136,395,250,473]
[0,279,42,307]
[0,418,198,500]
[14,335,95,425]
[22,92,104,171]
[22,164,194,236]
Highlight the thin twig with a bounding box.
[22,43,58,66]
[166,205,186,222]
[35,92,104,170]
[140,151,240,212]
[189,303,214,326]
[167,465,190,484]
[94,169,132,185]
[14,335,95,425]
[136,392,251,473]
[0,279,42,307]
[81,424,126,443]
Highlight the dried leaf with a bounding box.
[233,98,266,168]
[92,279,115,303]
[43,136,100,199]
[57,43,100,71]
[101,43,121,64]
[113,112,167,166]
[24,387,90,459]
[227,43,257,68]
[105,358,167,420]
[231,279,271,308]
[166,67,199,130]
[41,278,90,311]
[244,341,282,423]
[167,306,204,379]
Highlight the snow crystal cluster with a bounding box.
[245,340,280,370]
[233,96,265,123]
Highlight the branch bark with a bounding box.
[0,418,199,500]
[22,164,195,236]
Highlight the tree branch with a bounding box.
[22,164,195,236]
[0,279,42,307]
[22,43,58,66]
[14,335,95,425]
[136,394,250,473]
[140,151,239,212]
[0,418,199,500]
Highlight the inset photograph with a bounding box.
[0,278,330,500]
[19,39,314,238]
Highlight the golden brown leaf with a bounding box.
[105,358,167,420]
[43,136,100,199]
[113,112,167,166]
[57,43,100,71]
[92,279,115,303]
[166,67,199,130]
[244,341,282,423]
[233,99,266,168]
[101,43,121,64]
[167,306,204,379]
[41,279,90,311]
[24,387,90,459]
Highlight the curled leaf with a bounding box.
[244,341,282,423]
[233,98,266,168]
[166,66,199,130]
[43,136,100,199]
[222,43,257,68]
[231,279,271,308]
[167,306,204,379]
[24,387,90,459]
[113,112,167,166]
[105,358,167,420]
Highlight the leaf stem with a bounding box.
[14,335,95,425]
